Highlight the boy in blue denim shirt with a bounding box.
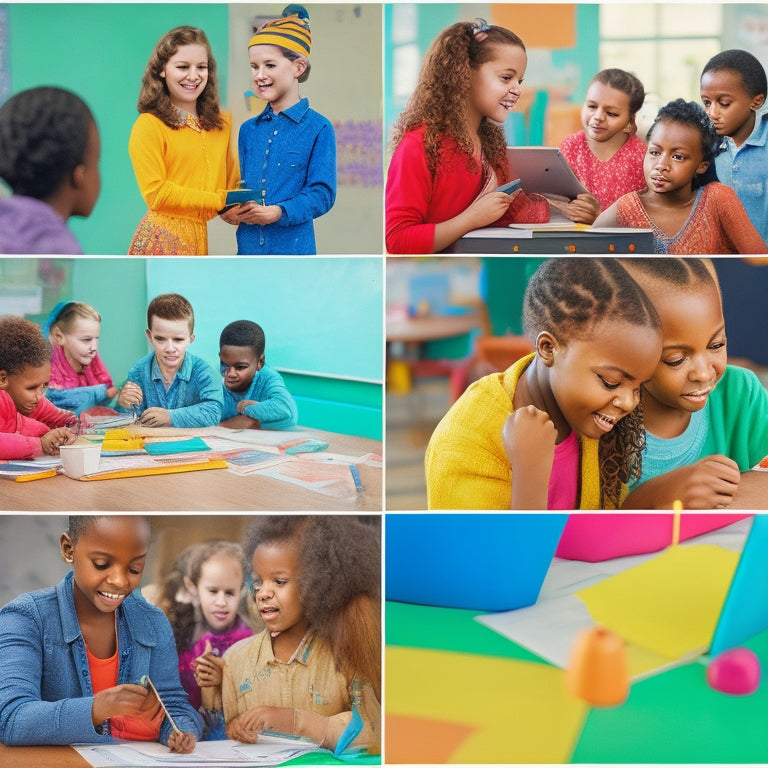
[219,319,298,430]
[228,6,336,255]
[117,293,222,428]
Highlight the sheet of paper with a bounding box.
[576,544,739,660]
[75,735,326,767]
[386,646,587,763]
[254,460,360,498]
[206,428,310,447]
[477,519,752,675]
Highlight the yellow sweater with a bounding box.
[425,353,603,509]
[128,111,239,222]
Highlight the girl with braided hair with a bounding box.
[593,99,767,253]
[0,86,100,254]
[426,258,663,509]
[216,515,380,755]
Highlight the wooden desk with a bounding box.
[0,744,88,767]
[449,226,654,254]
[1,428,382,512]
[386,311,483,344]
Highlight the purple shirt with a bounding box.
[0,195,83,254]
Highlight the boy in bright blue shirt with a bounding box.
[116,294,222,428]
[219,319,298,430]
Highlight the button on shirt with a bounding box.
[118,351,223,428]
[236,98,337,255]
[714,108,768,243]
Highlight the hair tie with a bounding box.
[472,18,490,41]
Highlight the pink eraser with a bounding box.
[706,648,761,695]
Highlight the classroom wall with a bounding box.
[4,3,383,255]
[7,3,229,255]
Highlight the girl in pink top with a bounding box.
[0,315,77,460]
[559,68,647,213]
[43,301,119,415]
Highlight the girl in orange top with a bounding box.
[594,99,767,254]
[128,26,239,255]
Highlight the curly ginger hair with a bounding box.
[391,21,526,178]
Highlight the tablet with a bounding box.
[506,146,588,198]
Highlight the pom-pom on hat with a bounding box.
[248,5,311,58]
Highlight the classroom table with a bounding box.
[447,225,655,254]
[1,427,382,512]
[0,742,381,767]
[0,743,88,767]
[385,311,484,345]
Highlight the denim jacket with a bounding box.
[0,571,202,746]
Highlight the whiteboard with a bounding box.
[146,258,382,382]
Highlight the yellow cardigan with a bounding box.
[425,353,603,509]
[128,111,239,221]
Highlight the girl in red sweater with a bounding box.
[385,19,594,254]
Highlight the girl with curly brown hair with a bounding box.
[213,515,380,756]
[385,19,595,254]
[128,26,239,255]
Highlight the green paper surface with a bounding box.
[386,600,542,663]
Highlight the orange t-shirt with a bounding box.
[86,645,163,741]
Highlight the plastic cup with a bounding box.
[59,443,101,479]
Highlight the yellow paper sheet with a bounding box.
[576,544,739,660]
[386,646,587,763]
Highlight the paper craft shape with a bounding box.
[144,438,210,455]
[386,514,568,611]
[386,646,587,763]
[710,515,768,655]
[576,544,739,660]
[556,512,751,562]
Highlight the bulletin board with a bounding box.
[145,258,383,383]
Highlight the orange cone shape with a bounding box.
[565,626,629,707]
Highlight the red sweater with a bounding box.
[0,390,77,460]
[386,125,550,254]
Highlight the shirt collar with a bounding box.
[256,97,310,125]
[150,353,192,383]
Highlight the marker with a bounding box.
[349,464,364,493]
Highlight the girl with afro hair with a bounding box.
[593,99,767,253]
[208,515,380,755]
[0,315,78,460]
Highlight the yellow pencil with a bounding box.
[15,468,58,482]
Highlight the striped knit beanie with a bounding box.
[248,5,311,58]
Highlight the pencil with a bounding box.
[14,468,58,482]
[672,500,683,545]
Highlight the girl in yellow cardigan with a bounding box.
[425,258,663,509]
[128,26,239,255]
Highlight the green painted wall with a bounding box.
[7,3,229,255]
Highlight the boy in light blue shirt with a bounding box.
[219,319,298,430]
[701,50,768,242]
[116,293,222,428]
